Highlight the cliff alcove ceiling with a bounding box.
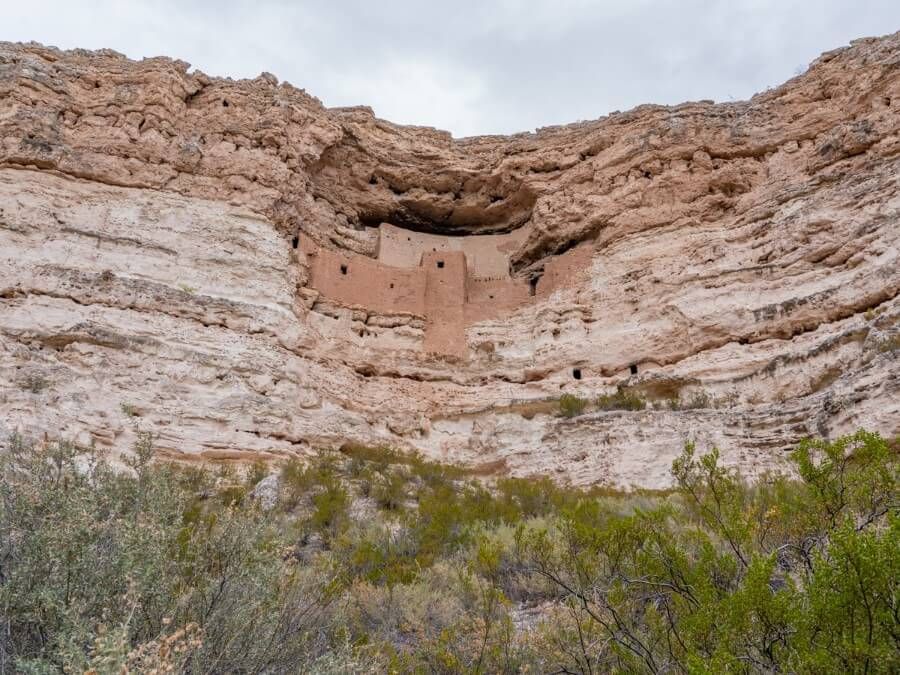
[0,35,898,488]
[309,133,538,238]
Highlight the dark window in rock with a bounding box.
[529,277,539,296]
[222,99,229,107]
[489,295,494,299]
[389,283,394,289]
[630,364,638,375]
[368,175,377,185]
[573,368,582,380]
[340,264,348,275]
[437,260,444,269]
[291,236,299,249]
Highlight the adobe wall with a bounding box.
[465,277,531,323]
[299,228,591,356]
[421,251,467,356]
[299,235,426,315]
[377,223,527,279]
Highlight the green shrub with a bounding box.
[876,333,900,352]
[0,434,343,673]
[119,401,138,417]
[310,477,350,539]
[372,468,407,511]
[0,430,895,673]
[340,443,466,484]
[558,393,588,417]
[669,389,714,410]
[496,476,570,518]
[245,458,269,487]
[596,387,646,411]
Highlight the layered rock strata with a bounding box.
[1,35,898,487]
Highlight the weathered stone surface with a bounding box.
[0,35,897,487]
[250,473,280,511]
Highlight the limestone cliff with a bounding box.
[1,34,897,487]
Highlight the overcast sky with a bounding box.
[6,1,900,137]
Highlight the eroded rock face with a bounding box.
[0,35,898,487]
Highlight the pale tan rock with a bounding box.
[0,35,898,487]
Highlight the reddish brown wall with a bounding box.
[465,277,531,323]
[300,235,426,315]
[377,223,527,278]
[422,251,467,356]
[299,231,591,356]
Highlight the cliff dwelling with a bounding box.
[297,223,591,356]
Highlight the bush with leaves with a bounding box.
[0,429,895,673]
[0,434,343,673]
[514,430,898,673]
[559,393,588,417]
[596,387,647,411]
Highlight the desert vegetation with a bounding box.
[0,430,896,673]
[555,386,737,418]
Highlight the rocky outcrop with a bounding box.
[0,35,897,487]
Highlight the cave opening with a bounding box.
[630,364,638,375]
[340,264,348,275]
[291,235,299,249]
[572,368,582,380]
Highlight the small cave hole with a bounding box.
[572,368,582,380]
[389,283,394,289]
[340,264,348,275]
[368,175,378,185]
[407,236,411,241]
[291,235,299,249]
[489,294,494,299]
[222,99,230,107]
[629,364,638,375]
[437,260,444,269]
[529,277,539,296]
